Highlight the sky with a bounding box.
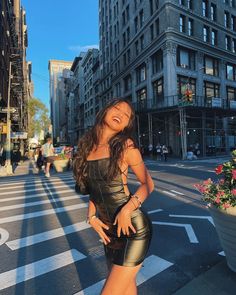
[21,0,99,109]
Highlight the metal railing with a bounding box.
[133,96,236,112]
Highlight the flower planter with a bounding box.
[53,159,69,172]
[209,205,236,272]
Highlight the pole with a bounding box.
[5,61,13,175]
[136,114,141,148]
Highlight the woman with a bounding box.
[73,98,154,295]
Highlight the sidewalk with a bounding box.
[173,260,236,295]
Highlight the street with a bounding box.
[0,158,231,295]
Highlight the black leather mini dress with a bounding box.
[86,158,152,267]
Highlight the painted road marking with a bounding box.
[0,249,86,291]
[0,203,88,225]
[75,255,173,295]
[0,195,88,212]
[0,228,9,246]
[169,214,215,226]
[0,183,75,196]
[170,190,185,195]
[218,251,225,256]
[0,178,74,190]
[0,189,75,203]
[152,221,199,243]
[162,191,176,196]
[6,221,91,250]
[148,209,163,214]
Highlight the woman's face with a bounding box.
[103,102,132,132]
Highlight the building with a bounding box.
[48,60,72,142]
[99,0,236,157]
[0,0,30,153]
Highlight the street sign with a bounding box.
[0,107,17,113]
[11,132,28,139]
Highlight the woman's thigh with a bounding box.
[101,263,142,295]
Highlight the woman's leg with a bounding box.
[101,263,142,295]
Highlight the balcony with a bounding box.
[133,96,236,113]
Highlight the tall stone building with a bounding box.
[99,0,236,157]
[48,60,72,142]
[0,0,30,150]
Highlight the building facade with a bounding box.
[98,0,236,157]
[48,60,72,142]
[0,0,30,152]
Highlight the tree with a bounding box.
[27,97,51,138]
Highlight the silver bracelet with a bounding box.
[131,195,142,208]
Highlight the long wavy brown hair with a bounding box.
[73,98,137,184]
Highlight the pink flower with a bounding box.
[215,196,221,204]
[232,170,236,180]
[215,165,223,175]
[219,179,225,185]
[216,191,225,198]
[223,203,231,209]
[203,178,212,185]
[231,189,236,196]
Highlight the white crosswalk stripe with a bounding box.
[0,174,173,294]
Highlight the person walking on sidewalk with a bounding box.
[162,145,168,162]
[42,137,54,177]
[73,98,154,295]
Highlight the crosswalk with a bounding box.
[0,172,173,294]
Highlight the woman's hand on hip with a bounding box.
[113,207,136,237]
[90,218,111,245]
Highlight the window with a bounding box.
[177,75,196,97]
[232,39,236,53]
[204,82,220,99]
[135,16,138,33]
[150,24,154,41]
[179,0,184,5]
[126,5,130,21]
[155,18,159,35]
[177,46,195,70]
[139,9,144,27]
[230,0,235,7]
[224,11,230,28]
[135,40,139,55]
[210,3,216,21]
[187,0,193,9]
[136,63,146,84]
[123,32,126,47]
[127,27,130,42]
[137,88,147,108]
[152,50,163,74]
[179,15,186,33]
[226,64,235,80]
[225,35,231,50]
[140,35,144,50]
[188,19,193,36]
[231,15,236,31]
[153,78,164,102]
[227,87,236,101]
[202,0,208,17]
[203,26,209,42]
[211,29,217,46]
[124,74,132,92]
[123,53,127,66]
[204,56,219,76]
[150,0,154,15]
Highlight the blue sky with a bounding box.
[21,0,99,109]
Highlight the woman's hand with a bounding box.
[90,217,111,245]
[113,206,136,237]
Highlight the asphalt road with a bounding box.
[0,158,226,295]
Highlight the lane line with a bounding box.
[0,195,88,212]
[0,183,75,196]
[152,221,199,243]
[0,178,74,190]
[169,214,215,226]
[0,228,9,246]
[0,203,88,225]
[162,191,176,196]
[75,255,173,295]
[6,221,91,250]
[147,209,163,214]
[0,189,75,203]
[170,190,185,196]
[0,249,86,291]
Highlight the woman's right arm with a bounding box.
[87,200,111,245]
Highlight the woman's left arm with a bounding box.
[114,144,154,237]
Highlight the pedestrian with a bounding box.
[41,136,54,177]
[162,145,168,162]
[148,143,153,157]
[0,144,3,166]
[73,98,154,295]
[156,143,162,161]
